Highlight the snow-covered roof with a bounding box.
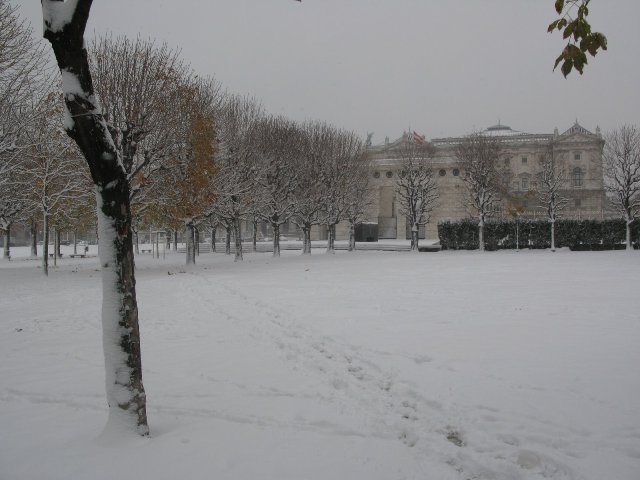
[562,121,592,137]
[480,123,528,137]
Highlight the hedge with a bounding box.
[438,218,639,251]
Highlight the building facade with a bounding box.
[364,122,606,240]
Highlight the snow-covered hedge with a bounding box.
[438,218,639,251]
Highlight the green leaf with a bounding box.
[555,0,565,14]
[561,58,573,77]
[553,53,564,71]
[563,23,574,39]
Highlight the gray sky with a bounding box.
[18,0,640,143]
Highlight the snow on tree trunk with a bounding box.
[272,223,281,257]
[234,217,243,262]
[42,0,148,435]
[165,230,171,252]
[73,230,78,255]
[2,224,10,260]
[95,191,148,435]
[42,214,49,276]
[626,218,632,251]
[551,220,556,252]
[30,221,38,257]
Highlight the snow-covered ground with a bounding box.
[1,245,639,480]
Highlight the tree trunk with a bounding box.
[348,221,356,252]
[225,226,231,255]
[478,218,485,251]
[95,187,148,435]
[272,222,281,257]
[165,230,171,251]
[326,224,336,254]
[195,227,200,256]
[42,214,49,276]
[626,218,632,250]
[73,230,78,255]
[551,220,556,252]
[56,228,62,257]
[410,225,419,252]
[234,217,243,262]
[302,224,312,255]
[210,227,216,253]
[30,221,38,257]
[173,229,178,252]
[43,5,148,435]
[2,224,10,260]
[252,218,258,253]
[186,221,195,265]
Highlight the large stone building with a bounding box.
[364,122,607,240]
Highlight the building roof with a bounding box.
[561,121,593,136]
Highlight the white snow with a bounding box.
[1,245,639,480]
[41,0,80,34]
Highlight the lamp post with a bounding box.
[516,213,520,252]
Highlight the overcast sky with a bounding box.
[17,0,640,144]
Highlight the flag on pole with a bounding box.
[412,131,425,145]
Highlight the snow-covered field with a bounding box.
[1,246,639,480]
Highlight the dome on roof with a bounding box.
[486,123,512,132]
[481,122,525,137]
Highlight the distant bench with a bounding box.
[69,254,86,258]
[48,253,63,258]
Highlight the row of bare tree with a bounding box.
[2,5,372,269]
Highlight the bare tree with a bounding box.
[396,142,439,252]
[89,35,193,207]
[344,152,374,252]
[254,116,301,257]
[0,0,50,156]
[536,153,568,252]
[319,129,363,254]
[603,125,640,250]
[456,134,506,251]
[213,95,263,261]
[22,93,87,274]
[293,121,332,255]
[42,0,148,435]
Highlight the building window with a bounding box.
[574,153,581,161]
[373,171,380,179]
[453,168,460,176]
[386,171,393,178]
[572,167,583,187]
[521,156,528,164]
[521,177,529,190]
[439,169,446,177]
